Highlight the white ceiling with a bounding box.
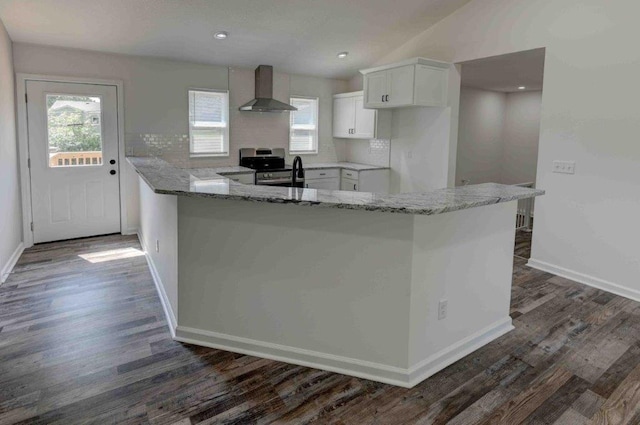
[460,48,546,92]
[0,0,474,79]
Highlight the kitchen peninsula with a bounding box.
[129,156,543,388]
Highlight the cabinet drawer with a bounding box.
[306,168,340,179]
[341,169,358,180]
[226,173,254,185]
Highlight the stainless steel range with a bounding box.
[239,148,305,187]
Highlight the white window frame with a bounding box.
[289,96,319,155]
[188,89,229,157]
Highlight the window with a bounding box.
[46,94,103,168]
[289,96,319,154]
[188,90,229,156]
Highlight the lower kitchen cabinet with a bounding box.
[341,178,358,191]
[306,178,340,190]
[304,167,389,193]
[341,169,390,193]
[304,168,340,190]
[226,173,255,185]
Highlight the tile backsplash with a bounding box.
[343,139,391,168]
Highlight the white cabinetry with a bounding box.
[361,58,449,109]
[225,173,254,185]
[304,168,340,190]
[333,91,391,139]
[340,169,390,193]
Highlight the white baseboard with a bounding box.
[174,317,513,388]
[1,242,25,284]
[122,227,139,236]
[406,317,514,386]
[136,231,177,337]
[527,258,640,303]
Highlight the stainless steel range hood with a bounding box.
[239,65,297,112]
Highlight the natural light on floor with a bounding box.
[78,247,145,263]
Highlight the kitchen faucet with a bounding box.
[292,156,305,188]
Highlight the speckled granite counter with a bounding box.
[301,162,389,171]
[128,156,543,215]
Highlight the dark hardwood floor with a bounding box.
[2,232,640,424]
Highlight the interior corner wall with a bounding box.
[374,0,640,296]
[455,87,541,187]
[455,87,507,186]
[0,18,22,282]
[500,91,542,185]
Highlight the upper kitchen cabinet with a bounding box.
[361,58,450,109]
[333,91,391,139]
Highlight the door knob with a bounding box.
[110,170,117,175]
[110,159,116,165]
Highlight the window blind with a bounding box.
[289,97,318,153]
[189,90,229,156]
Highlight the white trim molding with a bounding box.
[406,318,514,386]
[174,317,513,388]
[15,73,127,248]
[136,231,177,337]
[528,258,640,303]
[1,242,24,284]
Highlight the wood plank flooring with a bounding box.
[1,232,640,424]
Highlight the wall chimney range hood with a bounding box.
[239,65,297,112]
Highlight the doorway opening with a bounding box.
[455,48,546,259]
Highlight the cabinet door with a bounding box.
[364,70,388,108]
[305,178,340,190]
[333,97,355,138]
[414,65,448,107]
[387,65,415,107]
[340,178,358,191]
[353,96,376,139]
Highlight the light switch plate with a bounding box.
[553,160,576,174]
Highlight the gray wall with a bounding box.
[0,18,21,282]
[455,87,541,186]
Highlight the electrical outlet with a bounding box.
[155,240,160,253]
[438,300,448,320]
[407,150,413,159]
[553,160,576,174]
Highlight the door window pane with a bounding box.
[47,94,103,167]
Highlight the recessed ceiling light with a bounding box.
[518,86,526,90]
[214,31,228,40]
[337,52,349,59]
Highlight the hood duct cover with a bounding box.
[239,65,297,112]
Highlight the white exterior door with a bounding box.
[26,80,121,243]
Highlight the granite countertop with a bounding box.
[127,157,544,216]
[301,162,389,171]
[191,166,254,176]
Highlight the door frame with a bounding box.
[16,74,128,248]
